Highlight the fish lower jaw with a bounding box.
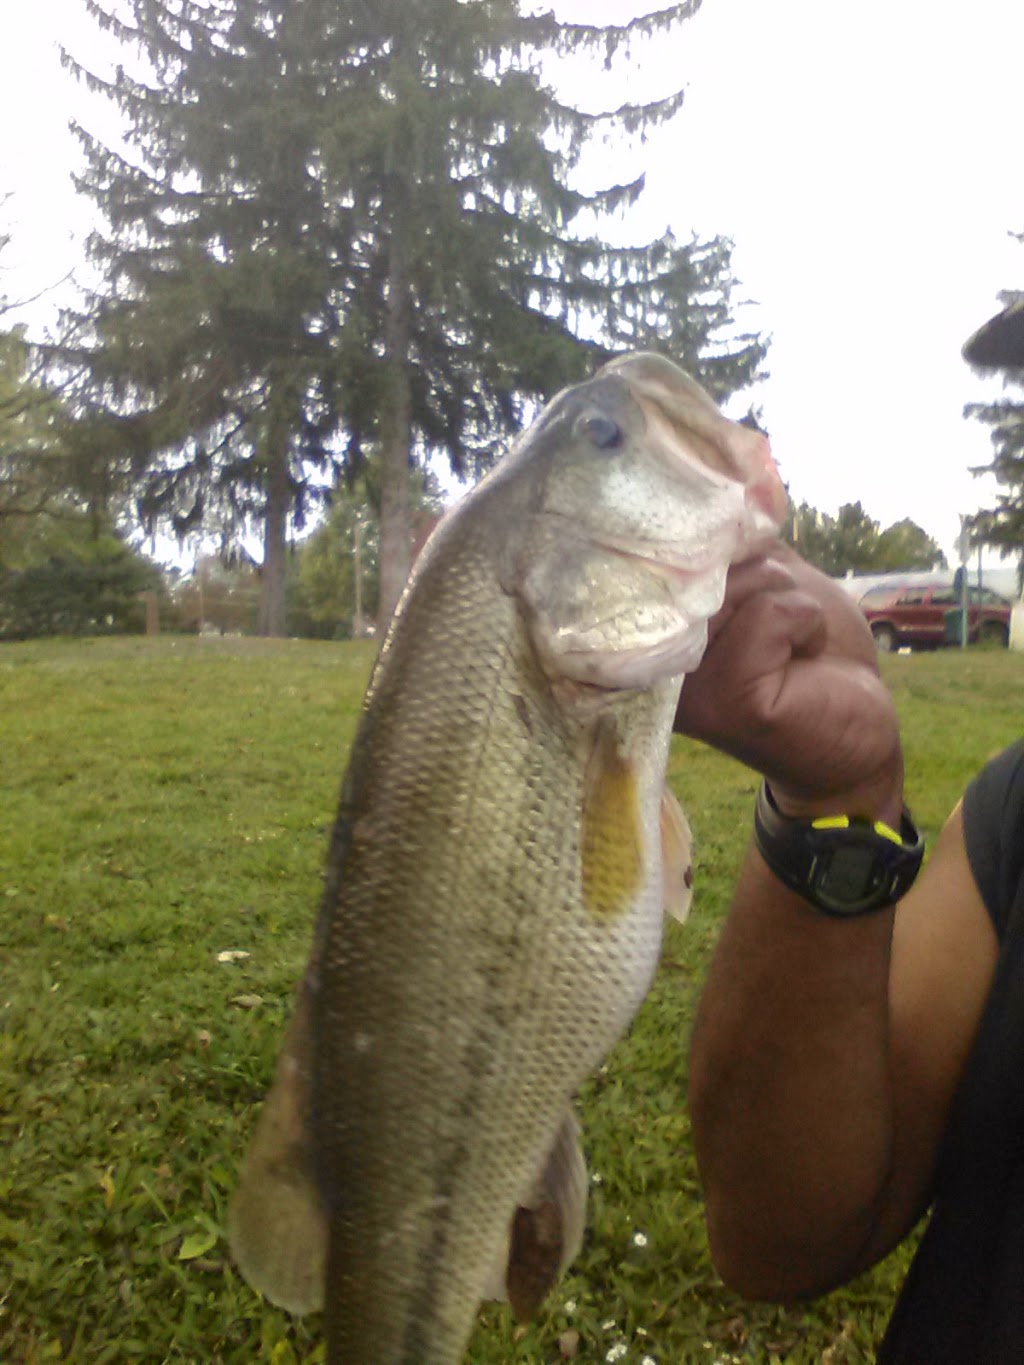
[553,623,708,692]
[592,535,733,580]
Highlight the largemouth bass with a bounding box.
[229,352,786,1362]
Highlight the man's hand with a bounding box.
[685,549,998,1304]
[676,545,904,823]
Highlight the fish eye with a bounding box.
[578,413,622,451]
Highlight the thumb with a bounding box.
[677,588,828,743]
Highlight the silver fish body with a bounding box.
[229,353,786,1363]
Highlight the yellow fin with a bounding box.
[581,720,644,918]
[660,786,694,923]
[228,983,327,1315]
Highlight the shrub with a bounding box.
[0,536,161,639]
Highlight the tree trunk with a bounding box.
[258,416,290,638]
[377,374,413,629]
[376,219,414,631]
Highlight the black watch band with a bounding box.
[753,780,925,917]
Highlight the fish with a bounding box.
[228,351,787,1362]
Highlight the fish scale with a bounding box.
[228,352,788,1362]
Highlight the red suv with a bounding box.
[859,582,1011,652]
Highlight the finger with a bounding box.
[731,548,878,669]
[677,588,828,741]
[707,554,797,643]
[714,586,829,670]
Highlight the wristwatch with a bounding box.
[753,780,925,917]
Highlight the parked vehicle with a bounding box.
[859,581,1012,651]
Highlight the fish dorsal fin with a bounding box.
[660,786,694,923]
[228,983,327,1315]
[505,1109,588,1322]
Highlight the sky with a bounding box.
[2,0,1023,571]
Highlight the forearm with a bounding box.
[688,841,897,1300]
[677,547,952,1297]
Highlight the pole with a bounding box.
[960,560,969,648]
[957,516,971,649]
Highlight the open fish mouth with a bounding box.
[550,617,713,693]
[585,520,777,578]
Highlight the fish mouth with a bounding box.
[587,516,778,580]
[544,618,714,699]
[599,353,789,540]
[554,618,712,692]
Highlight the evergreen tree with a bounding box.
[63,0,343,635]
[965,279,1024,588]
[65,0,766,629]
[0,506,163,641]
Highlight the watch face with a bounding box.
[815,845,883,909]
[755,779,924,917]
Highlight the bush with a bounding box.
[0,537,161,640]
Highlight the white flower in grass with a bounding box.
[605,1344,628,1363]
[632,1230,648,1248]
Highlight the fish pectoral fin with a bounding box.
[505,1109,588,1322]
[228,987,327,1315]
[581,719,644,919]
[660,785,694,923]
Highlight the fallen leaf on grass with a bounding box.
[99,1168,116,1209]
[179,1228,218,1261]
[216,950,250,964]
[230,994,263,1010]
[558,1328,580,1358]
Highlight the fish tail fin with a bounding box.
[228,985,327,1315]
[660,785,694,923]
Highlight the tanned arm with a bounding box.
[677,548,997,1300]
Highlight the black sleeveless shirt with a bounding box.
[879,739,1024,1363]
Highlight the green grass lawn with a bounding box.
[1,636,1020,1364]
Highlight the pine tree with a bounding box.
[965,341,1024,588]
[63,0,343,635]
[64,0,766,630]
